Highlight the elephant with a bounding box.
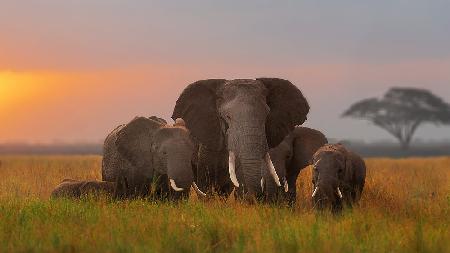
[102,116,205,200]
[172,78,309,200]
[261,127,328,205]
[311,143,366,213]
[50,179,116,199]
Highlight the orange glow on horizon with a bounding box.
[0,60,449,142]
[1,71,44,110]
[0,71,72,112]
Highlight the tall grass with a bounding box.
[0,155,449,252]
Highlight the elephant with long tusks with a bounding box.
[172,78,310,201]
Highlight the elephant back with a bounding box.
[102,124,132,182]
[102,116,164,185]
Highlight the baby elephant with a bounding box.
[51,179,116,199]
[311,144,366,213]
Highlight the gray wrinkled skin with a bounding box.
[172,78,309,201]
[261,127,328,205]
[311,144,366,213]
[102,124,127,182]
[102,116,196,200]
[50,179,116,199]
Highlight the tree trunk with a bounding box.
[399,138,411,150]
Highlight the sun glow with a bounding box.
[0,71,64,112]
[1,72,32,108]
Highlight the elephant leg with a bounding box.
[213,156,234,199]
[197,146,230,197]
[353,182,364,203]
[151,174,170,200]
[196,146,217,194]
[115,175,141,199]
[286,176,297,206]
[113,175,129,200]
[215,181,233,200]
[194,161,215,195]
[130,173,151,198]
[286,167,303,206]
[340,186,354,208]
[168,190,189,202]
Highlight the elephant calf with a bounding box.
[311,143,366,213]
[50,179,116,199]
[261,126,328,205]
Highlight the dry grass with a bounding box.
[0,155,449,252]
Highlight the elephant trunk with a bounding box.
[167,156,194,191]
[312,180,342,211]
[232,123,266,195]
[230,122,284,197]
[240,157,263,196]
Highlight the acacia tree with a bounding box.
[342,88,450,149]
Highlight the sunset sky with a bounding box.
[1,1,450,143]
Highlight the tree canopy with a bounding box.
[343,87,450,149]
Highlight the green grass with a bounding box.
[0,156,449,252]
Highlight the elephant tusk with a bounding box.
[313,158,321,168]
[192,182,206,198]
[312,186,319,198]
[264,153,281,187]
[284,180,289,193]
[337,187,343,199]
[260,178,265,192]
[228,151,240,187]
[169,179,184,192]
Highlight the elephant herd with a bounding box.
[51,78,366,212]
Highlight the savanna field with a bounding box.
[0,156,448,253]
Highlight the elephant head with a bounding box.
[261,127,328,204]
[111,116,204,199]
[311,144,351,212]
[172,78,309,197]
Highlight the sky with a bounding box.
[1,0,450,143]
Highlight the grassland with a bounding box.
[0,155,449,253]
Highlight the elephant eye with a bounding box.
[220,118,229,132]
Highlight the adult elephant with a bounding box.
[261,127,328,205]
[102,116,205,200]
[172,78,309,199]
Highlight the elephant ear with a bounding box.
[291,127,328,169]
[172,79,226,151]
[340,145,354,180]
[257,78,310,148]
[115,117,163,168]
[329,143,353,180]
